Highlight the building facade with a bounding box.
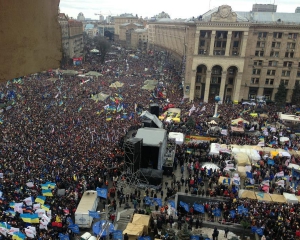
[131,29,148,50]
[149,5,300,103]
[58,13,70,58]
[113,14,140,37]
[68,20,84,58]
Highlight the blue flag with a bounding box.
[246,172,253,179]
[168,200,175,208]
[66,217,73,225]
[58,233,70,240]
[193,203,205,213]
[112,230,123,240]
[96,187,107,199]
[213,208,221,217]
[230,210,236,218]
[138,237,151,240]
[237,206,244,214]
[144,197,153,205]
[68,224,80,234]
[153,198,162,207]
[256,228,264,236]
[180,201,189,212]
[89,210,100,219]
[190,236,200,240]
[267,159,274,165]
[251,226,257,233]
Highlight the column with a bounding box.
[209,31,216,56]
[225,31,232,56]
[233,72,243,101]
[219,71,227,103]
[189,70,196,101]
[257,87,264,97]
[204,71,211,102]
[194,30,200,55]
[240,31,248,57]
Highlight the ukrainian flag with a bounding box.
[106,116,112,121]
[5,210,16,217]
[41,183,50,190]
[9,202,15,208]
[78,106,82,112]
[0,222,9,228]
[0,118,3,124]
[42,189,53,197]
[46,182,56,189]
[35,196,46,204]
[20,213,39,224]
[41,204,50,211]
[12,232,26,240]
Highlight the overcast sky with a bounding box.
[59,0,299,19]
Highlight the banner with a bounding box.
[256,228,264,236]
[96,188,108,199]
[190,236,200,240]
[153,198,162,207]
[138,237,151,240]
[58,233,70,240]
[212,208,221,217]
[246,172,253,179]
[193,203,204,213]
[267,159,275,165]
[168,200,175,208]
[179,201,189,212]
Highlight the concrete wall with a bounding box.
[0,0,62,82]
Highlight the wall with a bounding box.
[0,0,62,82]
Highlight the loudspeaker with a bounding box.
[149,103,159,117]
[124,138,143,172]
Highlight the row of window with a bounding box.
[254,60,300,67]
[256,41,296,49]
[258,32,298,39]
[251,78,291,86]
[255,50,295,58]
[252,69,300,77]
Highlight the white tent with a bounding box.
[90,48,99,53]
[168,132,184,145]
[209,143,220,155]
[287,163,300,170]
[283,192,298,204]
[202,162,220,171]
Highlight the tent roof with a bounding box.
[255,192,273,202]
[142,84,156,90]
[123,223,144,236]
[238,190,257,199]
[231,118,249,125]
[144,79,158,85]
[91,92,110,102]
[86,71,102,76]
[135,128,166,147]
[140,111,163,128]
[131,214,150,227]
[270,194,287,203]
[283,192,298,203]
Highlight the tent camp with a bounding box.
[109,81,124,88]
[91,92,110,102]
[131,214,150,234]
[86,71,102,77]
[168,132,184,145]
[238,190,257,199]
[255,192,273,202]
[123,223,144,240]
[270,194,287,203]
[90,48,99,53]
[234,152,251,166]
[283,192,298,204]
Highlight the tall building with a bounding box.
[77,12,85,21]
[58,13,69,57]
[148,5,300,103]
[68,20,84,59]
[113,13,140,38]
[296,7,300,13]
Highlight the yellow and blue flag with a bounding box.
[106,116,112,121]
[35,196,46,204]
[42,189,53,197]
[0,118,3,124]
[41,204,50,211]
[78,106,82,112]
[20,213,39,223]
[9,202,15,208]
[12,232,26,240]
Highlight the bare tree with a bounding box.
[94,36,111,64]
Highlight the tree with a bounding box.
[94,36,111,63]
[291,81,300,106]
[274,82,287,111]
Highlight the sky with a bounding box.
[59,0,300,20]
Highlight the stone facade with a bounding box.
[131,29,148,50]
[58,13,69,57]
[113,14,139,37]
[68,20,84,58]
[119,22,143,42]
[148,5,300,103]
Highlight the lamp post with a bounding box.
[214,96,221,117]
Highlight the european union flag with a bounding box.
[58,233,70,240]
[68,224,80,234]
[96,188,107,199]
[246,172,253,179]
[213,208,221,217]
[193,203,204,213]
[144,197,153,206]
[113,230,123,240]
[88,210,100,219]
[256,228,264,236]
[180,201,189,212]
[153,198,162,207]
[168,200,175,208]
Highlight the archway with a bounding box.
[209,65,223,102]
[195,64,207,99]
[225,66,238,103]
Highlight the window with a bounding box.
[215,41,226,48]
[252,69,261,75]
[228,78,234,84]
[234,32,240,38]
[199,49,207,55]
[233,41,239,47]
[297,71,300,78]
[287,42,296,49]
[232,51,239,56]
[254,60,263,66]
[267,70,276,76]
[213,50,225,55]
[299,62,300,68]
[271,42,281,48]
[258,32,267,38]
[268,61,278,67]
[283,61,293,67]
[200,31,208,38]
[195,86,201,90]
[255,51,264,56]
[211,77,221,84]
[265,79,274,85]
[282,70,291,77]
[288,33,298,39]
[273,32,282,38]
[281,79,289,86]
[285,52,294,58]
[270,51,279,57]
[200,40,205,47]
[256,41,265,48]
[251,78,259,84]
[196,76,201,83]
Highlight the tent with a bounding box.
[123,223,144,240]
[142,84,156,90]
[231,118,249,125]
[238,190,257,199]
[131,214,150,234]
[109,81,124,88]
[283,192,299,204]
[237,166,250,178]
[201,162,220,172]
[144,80,158,85]
[270,194,287,203]
[47,77,58,82]
[91,92,110,102]
[231,126,244,133]
[168,132,184,145]
[234,152,251,166]
[279,137,289,143]
[255,192,273,202]
[90,48,99,53]
[140,111,163,129]
[287,163,300,170]
[209,143,220,155]
[86,71,103,77]
[208,120,217,125]
[61,70,78,75]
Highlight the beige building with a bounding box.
[113,14,141,38]
[148,5,300,103]
[68,20,84,58]
[58,13,70,57]
[131,28,148,50]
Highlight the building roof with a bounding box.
[201,7,249,22]
[85,23,94,29]
[135,128,166,147]
[115,13,137,18]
